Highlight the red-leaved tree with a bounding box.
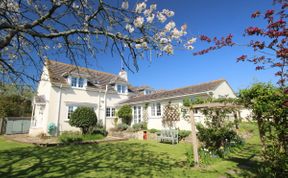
[194,1,287,87]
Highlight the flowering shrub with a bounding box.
[196,124,243,158]
[0,0,196,82]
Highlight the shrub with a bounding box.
[88,127,108,136]
[117,105,132,125]
[59,131,83,143]
[69,107,97,134]
[132,122,147,131]
[88,120,108,136]
[116,123,129,131]
[196,124,243,158]
[178,130,191,141]
[149,128,159,133]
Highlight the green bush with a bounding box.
[196,124,243,158]
[116,123,129,131]
[149,128,159,133]
[132,122,147,131]
[88,127,108,136]
[178,130,191,141]
[59,131,83,143]
[117,105,132,125]
[69,107,97,134]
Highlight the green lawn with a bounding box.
[0,123,262,178]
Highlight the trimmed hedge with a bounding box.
[69,107,97,134]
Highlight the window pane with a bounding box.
[138,106,141,123]
[111,108,115,117]
[71,77,77,87]
[156,103,161,116]
[106,108,111,117]
[117,85,122,93]
[68,106,74,119]
[151,104,155,116]
[121,85,126,93]
[78,78,84,88]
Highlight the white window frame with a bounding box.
[151,103,161,117]
[67,105,78,120]
[133,106,142,124]
[115,84,127,94]
[144,90,152,95]
[69,76,87,89]
[106,107,116,117]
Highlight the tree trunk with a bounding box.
[256,115,266,149]
[189,108,199,166]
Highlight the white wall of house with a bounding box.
[213,81,236,98]
[130,82,242,131]
[29,76,130,136]
[29,66,52,136]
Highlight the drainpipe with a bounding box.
[56,84,63,136]
[97,94,101,124]
[103,85,108,130]
[30,100,36,129]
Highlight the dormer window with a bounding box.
[116,84,127,94]
[144,89,152,95]
[70,76,86,88]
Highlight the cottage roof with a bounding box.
[121,79,226,104]
[45,60,128,91]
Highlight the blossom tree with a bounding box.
[0,0,196,83]
[194,1,287,87]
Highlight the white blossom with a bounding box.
[160,38,169,44]
[164,21,176,32]
[135,2,146,13]
[143,9,152,17]
[141,42,148,49]
[147,14,155,23]
[135,44,142,49]
[188,37,197,44]
[171,28,182,39]
[121,1,129,10]
[163,44,173,54]
[133,16,144,28]
[162,9,175,17]
[150,4,157,11]
[157,12,167,23]
[186,45,194,50]
[125,24,134,33]
[72,2,79,9]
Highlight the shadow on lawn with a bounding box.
[0,142,179,177]
[224,143,262,178]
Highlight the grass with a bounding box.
[0,122,262,177]
[0,136,32,151]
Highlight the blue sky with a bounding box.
[60,0,278,92]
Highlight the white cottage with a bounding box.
[29,60,249,136]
